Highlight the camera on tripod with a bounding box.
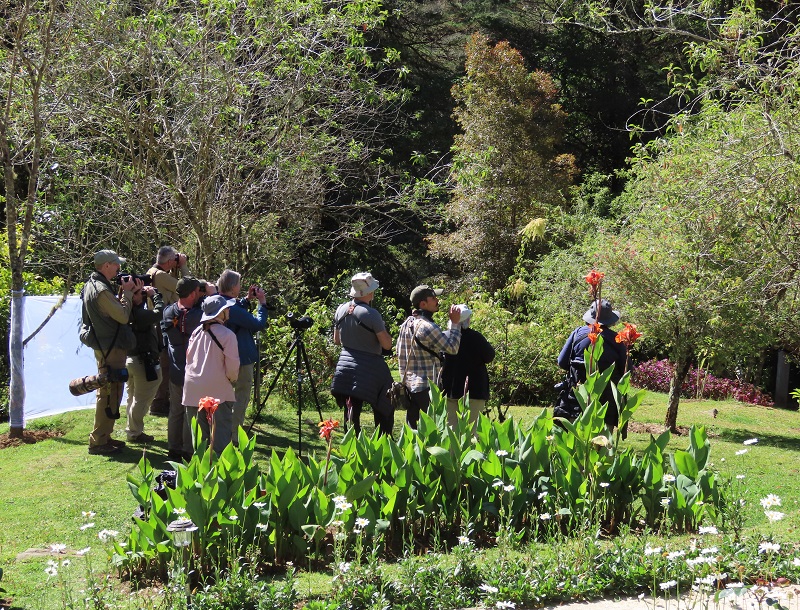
[114,273,153,286]
[287,312,314,331]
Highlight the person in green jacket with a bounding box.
[80,250,140,455]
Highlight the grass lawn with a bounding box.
[1,391,799,608]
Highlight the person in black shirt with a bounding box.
[440,306,495,430]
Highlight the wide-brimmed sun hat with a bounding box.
[583,299,620,326]
[349,272,380,298]
[200,295,235,322]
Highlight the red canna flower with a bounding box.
[615,323,643,347]
[318,419,340,442]
[198,396,220,425]
[588,331,599,345]
[584,270,605,290]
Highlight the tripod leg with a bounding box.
[246,338,298,434]
[298,340,324,421]
[296,334,303,457]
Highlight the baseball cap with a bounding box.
[410,284,443,308]
[176,277,201,298]
[94,250,125,266]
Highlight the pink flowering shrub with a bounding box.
[631,359,774,407]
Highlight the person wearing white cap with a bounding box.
[182,295,240,454]
[395,283,462,429]
[330,272,395,435]
[81,250,140,455]
[440,305,495,429]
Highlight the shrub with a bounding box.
[631,359,774,407]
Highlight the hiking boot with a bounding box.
[107,438,126,449]
[88,443,122,455]
[149,401,170,417]
[168,450,192,462]
[129,433,155,443]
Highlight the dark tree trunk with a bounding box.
[665,357,691,432]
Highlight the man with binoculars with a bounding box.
[80,250,141,455]
[147,245,192,416]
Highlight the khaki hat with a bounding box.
[349,272,380,298]
[94,250,125,266]
[410,284,443,308]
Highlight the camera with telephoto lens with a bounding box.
[68,367,129,397]
[287,312,314,331]
[114,273,152,286]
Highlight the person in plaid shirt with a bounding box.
[396,285,462,429]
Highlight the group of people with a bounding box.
[330,272,630,435]
[330,273,496,434]
[80,251,628,456]
[80,248,269,457]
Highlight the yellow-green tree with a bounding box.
[429,33,576,289]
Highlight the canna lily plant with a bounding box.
[198,396,220,464]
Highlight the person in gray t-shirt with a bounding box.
[330,272,394,435]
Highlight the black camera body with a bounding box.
[142,351,160,382]
[115,273,153,286]
[287,312,314,331]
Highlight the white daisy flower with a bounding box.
[760,494,781,509]
[480,584,499,594]
[50,544,67,554]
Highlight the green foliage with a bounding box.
[119,362,726,577]
[430,33,577,289]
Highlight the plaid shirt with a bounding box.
[397,311,461,393]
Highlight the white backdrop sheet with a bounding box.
[21,295,127,420]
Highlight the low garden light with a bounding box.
[167,518,197,548]
[167,518,197,608]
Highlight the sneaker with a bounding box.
[107,438,127,449]
[129,433,155,443]
[88,443,122,455]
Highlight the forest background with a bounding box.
[3,0,800,434]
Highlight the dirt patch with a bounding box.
[0,428,64,449]
[627,421,688,436]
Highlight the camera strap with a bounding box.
[85,276,122,361]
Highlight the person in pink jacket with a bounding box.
[183,295,240,454]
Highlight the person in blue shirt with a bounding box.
[217,269,270,441]
[557,299,627,428]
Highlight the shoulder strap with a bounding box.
[205,324,225,352]
[412,316,445,362]
[335,301,376,334]
[84,276,121,359]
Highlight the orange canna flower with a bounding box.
[318,419,340,441]
[198,396,220,424]
[584,270,605,290]
[615,323,643,347]
[588,331,599,345]
[589,322,601,334]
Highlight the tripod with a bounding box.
[248,323,323,457]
